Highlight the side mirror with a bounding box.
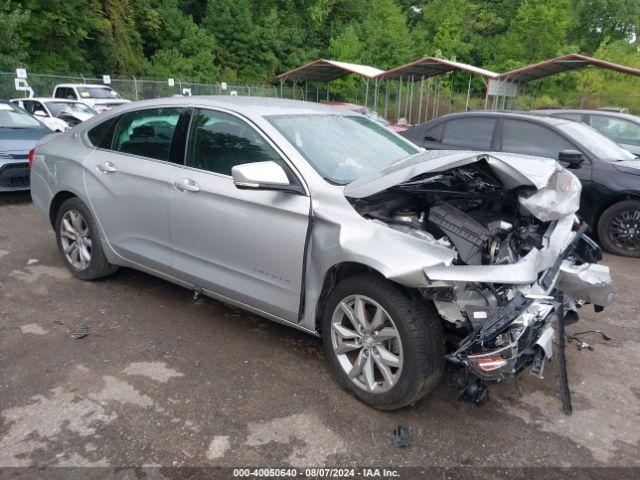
[34,110,47,117]
[232,161,296,192]
[558,150,584,169]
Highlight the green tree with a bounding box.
[569,0,640,53]
[20,0,106,73]
[494,0,571,68]
[0,0,30,70]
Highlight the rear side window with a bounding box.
[186,108,283,176]
[112,107,184,162]
[55,87,76,100]
[87,116,120,148]
[441,117,496,149]
[501,120,574,160]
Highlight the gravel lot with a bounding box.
[1,192,639,472]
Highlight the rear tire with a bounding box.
[597,200,640,257]
[322,273,444,410]
[55,197,118,280]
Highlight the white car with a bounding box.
[11,98,97,132]
[52,84,130,112]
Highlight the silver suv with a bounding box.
[30,97,614,409]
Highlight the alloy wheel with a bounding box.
[609,208,640,251]
[330,294,403,393]
[59,210,92,270]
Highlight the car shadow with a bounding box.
[0,191,32,205]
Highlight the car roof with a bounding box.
[101,96,352,118]
[55,84,114,89]
[532,108,640,122]
[425,110,570,126]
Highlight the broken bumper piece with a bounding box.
[448,297,558,381]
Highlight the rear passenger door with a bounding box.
[422,116,498,151]
[83,107,190,271]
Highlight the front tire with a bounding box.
[55,197,118,280]
[322,273,444,410]
[597,200,640,257]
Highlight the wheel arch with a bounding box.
[314,261,418,334]
[49,190,78,227]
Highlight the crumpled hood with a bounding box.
[344,150,581,222]
[344,150,561,198]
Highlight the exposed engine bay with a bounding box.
[348,157,612,405]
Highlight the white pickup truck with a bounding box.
[52,84,130,113]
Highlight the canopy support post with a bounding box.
[465,73,472,111]
[397,76,403,123]
[364,78,370,108]
[417,75,425,124]
[384,80,390,118]
[373,78,379,112]
[425,78,432,121]
[407,75,415,123]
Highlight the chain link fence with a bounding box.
[0,72,297,102]
[3,71,636,125]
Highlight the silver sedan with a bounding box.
[30,97,614,409]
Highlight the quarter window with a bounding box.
[87,116,120,149]
[186,109,283,176]
[501,120,574,160]
[441,117,496,149]
[112,107,184,162]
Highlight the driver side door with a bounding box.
[169,108,311,322]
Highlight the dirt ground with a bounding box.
[1,192,639,473]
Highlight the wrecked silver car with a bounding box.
[30,97,614,410]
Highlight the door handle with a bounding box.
[173,178,200,193]
[97,161,117,173]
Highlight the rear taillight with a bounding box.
[28,148,35,168]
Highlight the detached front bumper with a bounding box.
[448,297,558,381]
[443,228,614,382]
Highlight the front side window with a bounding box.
[589,115,640,147]
[112,107,183,162]
[186,109,283,176]
[268,114,418,184]
[501,120,573,160]
[441,117,496,149]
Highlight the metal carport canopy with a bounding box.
[376,57,498,80]
[277,59,384,81]
[496,53,640,83]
